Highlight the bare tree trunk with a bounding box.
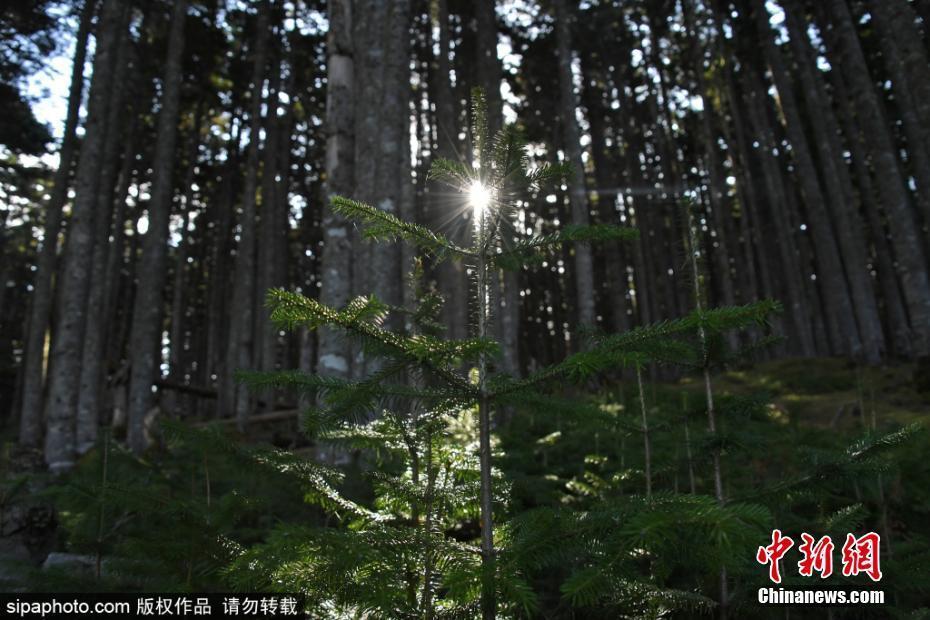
[780,0,885,362]
[18,0,93,448]
[222,5,270,427]
[206,122,241,401]
[581,61,630,335]
[103,117,139,369]
[474,0,503,136]
[684,0,737,345]
[318,0,355,381]
[823,0,930,354]
[255,53,282,393]
[76,23,133,453]
[165,126,202,418]
[554,0,596,332]
[748,0,864,359]
[739,63,817,356]
[43,0,127,471]
[125,0,189,453]
[828,65,914,357]
[369,0,410,337]
[867,0,930,238]
[431,0,468,342]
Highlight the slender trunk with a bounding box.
[823,0,930,354]
[254,54,282,382]
[554,0,595,331]
[683,397,696,494]
[474,0,502,136]
[126,0,189,453]
[222,5,270,427]
[75,23,133,453]
[18,0,94,448]
[684,0,737,347]
[780,0,885,362]
[318,0,354,380]
[431,0,468,342]
[748,0,864,359]
[828,68,913,357]
[686,206,727,618]
[206,121,241,398]
[165,126,201,417]
[867,0,930,238]
[636,366,651,498]
[581,59,631,334]
[476,206,496,620]
[103,117,139,368]
[738,64,817,356]
[870,0,930,148]
[44,0,126,471]
[369,1,410,336]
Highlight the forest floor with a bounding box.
[1,357,927,593]
[689,357,930,430]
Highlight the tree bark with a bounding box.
[581,58,630,335]
[125,0,189,453]
[221,5,270,428]
[827,59,914,358]
[255,53,282,388]
[823,0,930,354]
[18,0,93,448]
[867,0,930,240]
[748,0,864,359]
[780,0,885,362]
[369,0,410,336]
[75,21,133,453]
[683,0,737,347]
[739,63,817,356]
[318,0,355,381]
[43,0,126,471]
[554,0,596,332]
[430,0,469,343]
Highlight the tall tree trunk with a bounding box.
[75,23,133,453]
[222,5,270,428]
[474,0,502,137]
[823,0,930,354]
[554,0,596,332]
[683,0,737,345]
[581,59,630,335]
[103,116,139,369]
[866,0,930,237]
[317,0,355,381]
[747,0,864,359]
[43,0,127,471]
[255,53,282,387]
[868,0,930,144]
[165,124,202,417]
[827,63,913,358]
[18,0,94,448]
[207,122,241,399]
[430,0,468,342]
[125,0,189,453]
[739,63,817,356]
[780,0,885,362]
[370,1,410,336]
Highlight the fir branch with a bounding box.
[490,303,778,397]
[492,224,639,271]
[266,289,476,396]
[331,195,474,262]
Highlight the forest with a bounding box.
[1,0,929,617]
